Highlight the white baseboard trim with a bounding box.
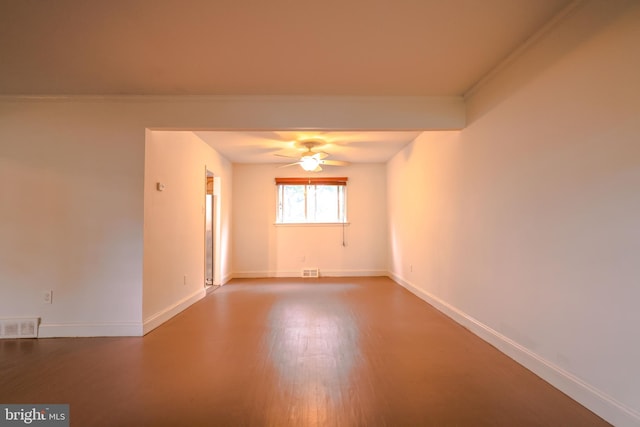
[38,322,143,337]
[321,269,388,277]
[232,269,387,279]
[143,288,205,335]
[388,271,640,427]
[231,271,287,278]
[220,273,233,285]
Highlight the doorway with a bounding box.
[205,170,216,288]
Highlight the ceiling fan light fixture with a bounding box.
[300,155,320,171]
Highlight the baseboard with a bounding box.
[388,272,640,427]
[232,269,387,278]
[38,322,143,337]
[143,288,205,335]
[219,273,233,285]
[231,271,291,278]
[321,269,387,277]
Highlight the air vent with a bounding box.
[302,268,319,278]
[0,318,40,339]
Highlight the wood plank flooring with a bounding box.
[0,277,609,426]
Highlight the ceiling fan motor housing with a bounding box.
[295,139,326,151]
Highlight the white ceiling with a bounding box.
[194,130,423,164]
[0,0,571,96]
[0,0,572,164]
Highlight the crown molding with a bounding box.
[463,0,584,100]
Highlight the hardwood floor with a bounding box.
[0,277,609,426]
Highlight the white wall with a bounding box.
[233,163,387,277]
[387,2,640,426]
[0,101,144,337]
[142,131,232,333]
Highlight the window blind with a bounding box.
[275,177,348,186]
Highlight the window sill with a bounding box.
[274,222,350,227]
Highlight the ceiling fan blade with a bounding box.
[274,153,300,159]
[316,151,329,159]
[320,160,350,166]
[313,165,323,172]
[278,162,301,168]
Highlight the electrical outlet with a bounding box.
[43,290,53,304]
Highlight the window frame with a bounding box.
[275,177,348,225]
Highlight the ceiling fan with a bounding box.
[276,139,351,172]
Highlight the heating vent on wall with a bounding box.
[0,318,40,339]
[302,268,319,278]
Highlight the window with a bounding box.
[276,177,348,224]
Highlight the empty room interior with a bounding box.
[1,0,639,426]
